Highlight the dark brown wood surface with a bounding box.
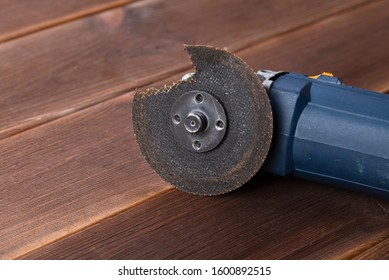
[0,0,388,260]
[0,0,135,43]
[0,0,368,139]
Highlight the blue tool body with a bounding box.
[263,72,389,197]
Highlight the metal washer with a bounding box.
[170,90,227,152]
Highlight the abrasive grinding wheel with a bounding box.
[132,45,273,195]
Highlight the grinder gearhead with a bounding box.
[132,45,273,195]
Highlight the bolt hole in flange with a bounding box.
[192,140,201,150]
[173,114,181,124]
[170,90,227,153]
[216,120,224,130]
[195,94,204,103]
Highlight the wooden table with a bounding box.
[0,0,388,260]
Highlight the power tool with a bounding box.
[132,45,389,197]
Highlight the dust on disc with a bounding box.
[132,45,273,195]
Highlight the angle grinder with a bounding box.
[132,45,389,197]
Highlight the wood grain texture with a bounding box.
[1,0,389,259]
[0,0,135,43]
[282,221,389,259]
[239,0,389,92]
[353,238,389,259]
[0,0,368,139]
[0,94,169,259]
[19,176,389,259]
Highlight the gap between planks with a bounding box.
[0,65,190,140]
[12,75,389,259]
[18,176,389,259]
[16,188,175,260]
[0,91,173,259]
[352,237,389,259]
[0,0,383,142]
[1,0,386,258]
[342,235,389,259]
[229,0,376,63]
[0,0,139,44]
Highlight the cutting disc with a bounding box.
[132,45,273,195]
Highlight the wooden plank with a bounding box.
[281,218,389,259]
[0,0,368,140]
[18,176,389,259]
[2,1,389,259]
[0,0,135,43]
[15,1,388,258]
[0,93,169,259]
[239,1,389,92]
[353,238,389,259]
